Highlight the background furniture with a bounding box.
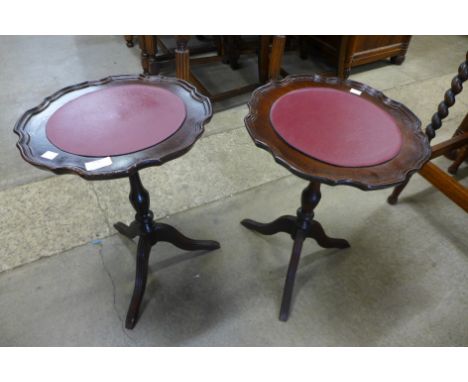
[14,74,220,329]
[388,51,468,211]
[306,35,412,78]
[131,35,287,102]
[241,74,429,321]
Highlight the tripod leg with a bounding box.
[154,223,220,251]
[308,221,350,249]
[241,215,296,236]
[279,229,306,322]
[114,220,140,239]
[125,236,152,329]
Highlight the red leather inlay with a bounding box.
[270,87,403,167]
[46,84,186,157]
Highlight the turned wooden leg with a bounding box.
[153,222,220,251]
[139,36,159,75]
[241,181,349,321]
[115,171,220,329]
[125,236,152,329]
[387,177,411,205]
[241,215,296,236]
[269,35,286,81]
[175,35,190,82]
[279,229,306,321]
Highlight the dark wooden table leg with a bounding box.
[241,181,349,321]
[241,215,296,236]
[153,222,220,251]
[279,229,306,321]
[299,182,350,250]
[139,36,160,75]
[114,171,220,329]
[125,236,152,329]
[175,35,191,82]
[114,220,139,239]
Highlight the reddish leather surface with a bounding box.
[270,87,402,167]
[46,84,186,157]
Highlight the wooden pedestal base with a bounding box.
[241,182,349,321]
[115,172,220,329]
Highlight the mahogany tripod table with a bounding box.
[242,74,430,321]
[14,75,220,329]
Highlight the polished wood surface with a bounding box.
[14,75,212,180]
[245,74,430,190]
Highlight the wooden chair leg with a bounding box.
[258,35,271,84]
[268,35,286,81]
[448,145,468,174]
[139,36,159,75]
[175,35,190,82]
[337,36,353,79]
[444,114,468,160]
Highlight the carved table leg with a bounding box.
[139,36,160,75]
[175,35,190,82]
[153,222,220,251]
[114,171,220,329]
[241,215,296,237]
[241,181,349,321]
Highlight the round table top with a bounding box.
[270,87,403,168]
[14,75,212,180]
[46,84,187,157]
[245,74,430,190]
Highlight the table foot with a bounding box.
[308,221,350,249]
[153,222,220,251]
[114,221,139,240]
[241,215,296,236]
